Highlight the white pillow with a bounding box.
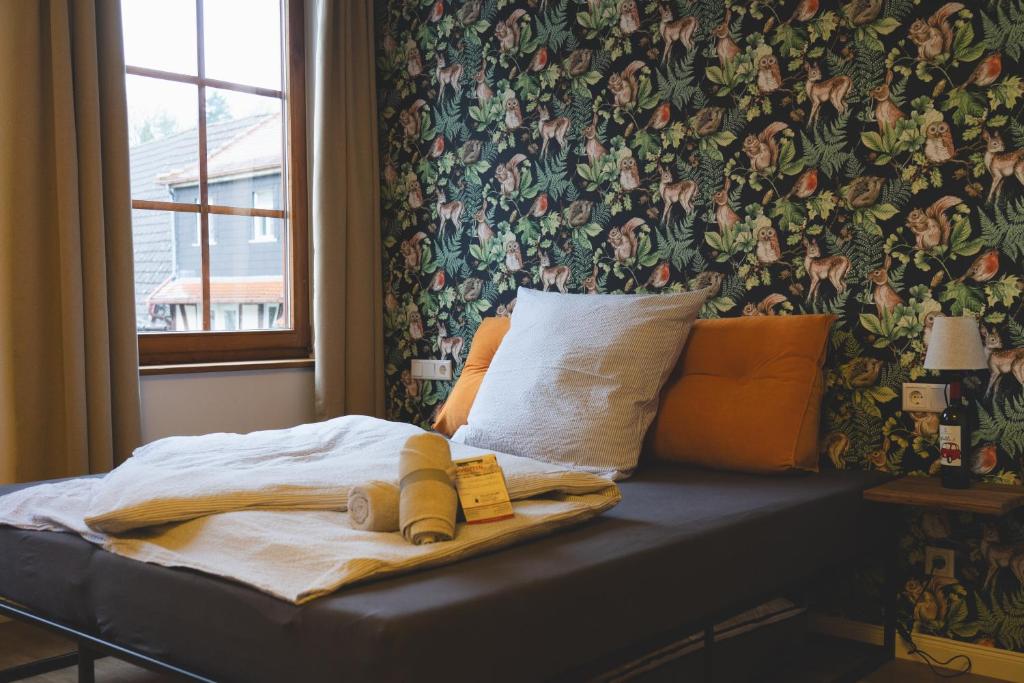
[451,286,709,478]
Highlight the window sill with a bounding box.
[140,357,314,376]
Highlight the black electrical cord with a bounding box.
[896,567,972,678]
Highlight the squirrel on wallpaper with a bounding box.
[742,121,789,172]
[658,166,697,222]
[608,60,645,108]
[495,9,527,52]
[400,232,427,271]
[908,2,965,62]
[399,99,426,141]
[496,154,527,196]
[609,218,643,263]
[659,5,697,62]
[906,196,962,250]
[742,293,787,316]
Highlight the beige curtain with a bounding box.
[310,0,385,420]
[0,0,142,484]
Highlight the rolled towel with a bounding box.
[399,433,457,545]
[348,481,400,532]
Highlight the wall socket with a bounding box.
[902,383,948,413]
[411,359,453,381]
[925,546,955,579]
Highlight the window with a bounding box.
[123,0,309,364]
[251,189,277,242]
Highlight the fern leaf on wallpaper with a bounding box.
[982,2,1024,60]
[980,198,1024,261]
[976,394,1024,457]
[800,113,852,179]
[977,588,1024,651]
[535,149,576,202]
[535,1,571,53]
[655,52,697,111]
[883,0,915,22]
[1008,318,1024,347]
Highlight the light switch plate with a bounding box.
[411,359,453,381]
[902,383,948,413]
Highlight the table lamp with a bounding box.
[924,316,988,488]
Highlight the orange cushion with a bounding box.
[432,316,511,436]
[649,315,834,474]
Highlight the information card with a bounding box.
[453,454,514,524]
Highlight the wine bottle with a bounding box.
[939,379,970,489]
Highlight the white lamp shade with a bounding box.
[924,316,988,370]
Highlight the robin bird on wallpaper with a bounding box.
[963,52,1002,88]
[646,102,671,131]
[786,168,819,199]
[789,0,819,23]
[429,135,445,158]
[646,262,671,289]
[529,193,549,217]
[429,270,446,292]
[958,249,1000,283]
[529,47,549,72]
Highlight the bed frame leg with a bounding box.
[703,625,713,682]
[77,643,95,683]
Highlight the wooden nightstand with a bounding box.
[861,476,1024,672]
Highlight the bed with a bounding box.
[0,462,888,682]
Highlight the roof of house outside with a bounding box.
[147,275,284,305]
[130,113,277,325]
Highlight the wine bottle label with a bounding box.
[939,425,962,467]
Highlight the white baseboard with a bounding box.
[809,613,1022,681]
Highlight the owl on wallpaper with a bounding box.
[618,155,640,191]
[755,226,782,264]
[756,54,782,94]
[924,120,956,164]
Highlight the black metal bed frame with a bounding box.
[0,512,899,683]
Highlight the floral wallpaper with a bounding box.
[375,0,1024,649]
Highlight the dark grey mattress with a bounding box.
[0,463,888,683]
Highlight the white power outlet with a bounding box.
[411,359,453,381]
[902,383,948,413]
[925,546,955,579]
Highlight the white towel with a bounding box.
[399,434,457,545]
[348,481,400,532]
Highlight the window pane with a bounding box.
[210,216,289,331]
[205,89,284,210]
[121,0,197,75]
[132,210,205,332]
[203,0,282,90]
[127,75,199,204]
